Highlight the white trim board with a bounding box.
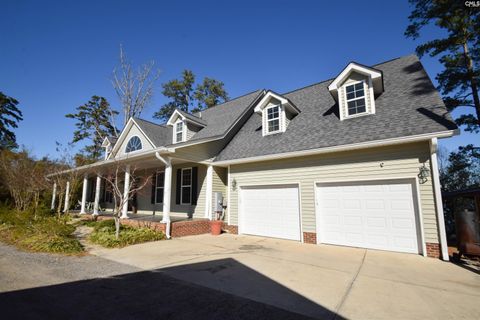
[213,130,458,166]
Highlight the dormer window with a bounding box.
[166,109,207,144]
[125,136,142,153]
[328,62,384,121]
[346,82,366,116]
[267,105,281,133]
[253,91,301,137]
[175,121,184,143]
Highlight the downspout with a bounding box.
[155,151,171,239]
[430,138,449,261]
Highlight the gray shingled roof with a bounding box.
[105,136,118,145]
[176,109,208,126]
[130,90,263,148]
[182,90,264,142]
[133,118,172,147]
[214,55,457,162]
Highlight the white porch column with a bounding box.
[80,174,88,214]
[162,157,172,224]
[205,165,213,220]
[51,182,57,211]
[430,138,449,261]
[63,181,70,213]
[93,175,101,216]
[121,165,131,219]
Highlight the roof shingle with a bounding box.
[214,55,457,162]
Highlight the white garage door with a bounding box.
[316,180,420,254]
[240,185,301,241]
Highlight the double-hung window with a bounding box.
[266,105,280,133]
[181,168,192,204]
[175,121,184,143]
[155,172,164,204]
[345,82,366,116]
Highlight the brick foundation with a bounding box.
[223,224,238,234]
[171,220,211,237]
[303,232,317,244]
[84,215,212,238]
[426,242,441,258]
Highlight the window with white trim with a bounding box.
[175,121,184,143]
[181,168,192,204]
[125,136,142,153]
[155,171,164,204]
[266,105,280,133]
[345,82,366,116]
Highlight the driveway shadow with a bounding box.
[0,258,342,320]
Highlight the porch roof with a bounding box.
[47,147,180,177]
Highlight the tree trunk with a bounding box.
[114,216,120,240]
[462,42,480,126]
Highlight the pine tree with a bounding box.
[0,92,23,150]
[65,96,118,160]
[153,70,228,122]
[405,0,480,132]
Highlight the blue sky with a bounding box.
[1,0,477,158]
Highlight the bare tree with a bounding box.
[0,149,34,211]
[437,145,450,177]
[99,163,151,239]
[49,142,81,217]
[112,45,160,126]
[0,148,55,217]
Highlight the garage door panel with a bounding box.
[241,185,300,241]
[366,217,387,228]
[317,180,420,254]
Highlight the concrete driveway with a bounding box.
[91,234,480,320]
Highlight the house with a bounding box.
[51,54,458,260]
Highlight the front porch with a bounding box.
[50,150,231,239]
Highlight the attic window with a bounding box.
[267,105,281,133]
[125,136,142,153]
[175,121,184,143]
[345,82,366,116]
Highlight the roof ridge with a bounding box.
[133,117,167,128]
[177,109,206,121]
[192,89,263,116]
[282,78,334,95]
[282,53,416,96]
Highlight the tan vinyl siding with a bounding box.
[174,140,226,162]
[212,166,227,216]
[229,141,439,243]
[186,122,202,141]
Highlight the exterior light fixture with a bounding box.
[231,178,237,191]
[418,163,430,184]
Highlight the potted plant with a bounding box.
[210,209,224,235]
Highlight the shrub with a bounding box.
[0,205,83,254]
[89,220,165,248]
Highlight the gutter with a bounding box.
[212,130,459,166]
[47,147,175,177]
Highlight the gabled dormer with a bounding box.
[166,109,207,144]
[253,91,300,136]
[101,136,117,160]
[328,62,384,121]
